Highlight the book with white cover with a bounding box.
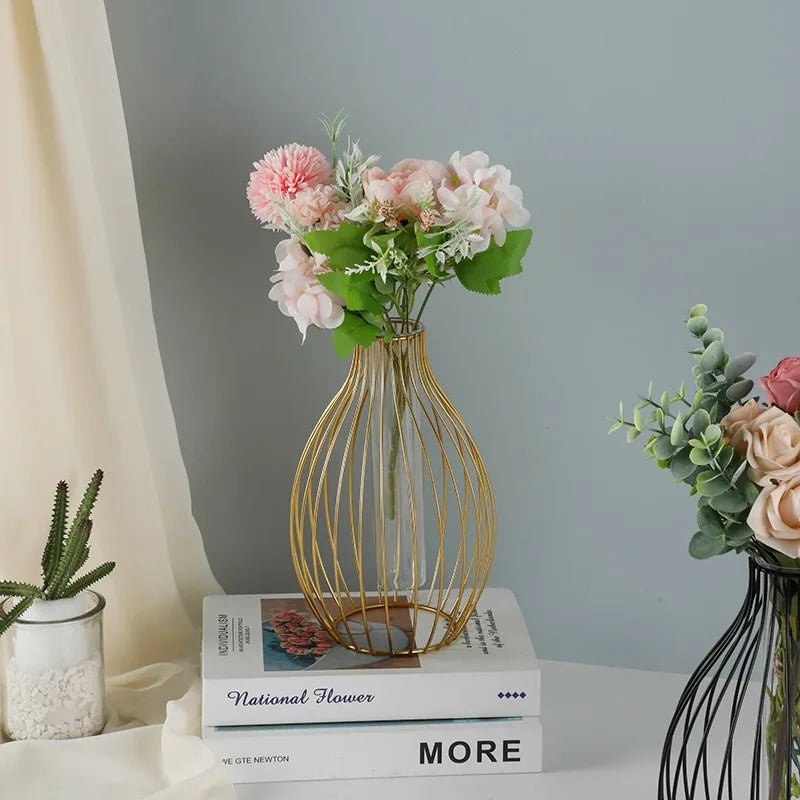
[203,715,541,783]
[234,772,540,800]
[202,588,539,726]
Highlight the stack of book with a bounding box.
[201,588,542,798]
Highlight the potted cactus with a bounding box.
[0,469,115,740]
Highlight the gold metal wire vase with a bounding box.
[289,324,496,656]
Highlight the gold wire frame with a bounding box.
[289,325,496,655]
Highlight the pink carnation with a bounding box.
[247,143,332,226]
[293,184,348,229]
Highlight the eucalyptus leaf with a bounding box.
[627,427,641,443]
[687,316,708,337]
[702,328,725,347]
[697,505,724,536]
[726,380,754,403]
[724,523,753,546]
[692,409,711,436]
[653,435,676,460]
[710,491,748,514]
[689,304,708,318]
[689,447,714,466]
[700,340,725,372]
[670,448,695,480]
[633,407,643,432]
[670,412,687,446]
[725,353,757,381]
[743,481,761,505]
[689,529,727,559]
[695,471,730,497]
[703,424,722,445]
[608,419,623,435]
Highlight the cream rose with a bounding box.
[748,474,800,558]
[723,405,800,487]
[721,399,763,439]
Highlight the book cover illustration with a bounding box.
[260,598,420,673]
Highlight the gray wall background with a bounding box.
[105,0,799,672]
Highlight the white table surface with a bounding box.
[234,658,751,800]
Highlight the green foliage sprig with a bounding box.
[0,469,115,636]
[610,304,766,560]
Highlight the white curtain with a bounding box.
[0,1,234,796]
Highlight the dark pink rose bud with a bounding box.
[761,358,800,414]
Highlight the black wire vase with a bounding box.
[660,557,800,800]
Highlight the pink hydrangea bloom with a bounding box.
[443,151,530,247]
[247,143,332,226]
[268,238,344,341]
[363,158,448,220]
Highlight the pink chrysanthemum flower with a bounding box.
[247,143,332,226]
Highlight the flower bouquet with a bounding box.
[612,305,800,799]
[246,113,532,655]
[246,111,531,352]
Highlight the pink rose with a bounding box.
[761,358,800,415]
[363,159,447,219]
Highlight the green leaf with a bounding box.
[726,380,754,403]
[608,419,623,435]
[660,390,670,411]
[653,435,676,460]
[453,229,532,295]
[42,480,68,588]
[0,596,34,638]
[725,353,757,381]
[691,409,711,436]
[62,562,116,598]
[702,328,725,347]
[697,505,724,536]
[710,491,748,514]
[687,316,708,337]
[695,471,730,497]
[670,412,687,446]
[689,530,727,559]
[703,424,722,445]
[316,271,385,316]
[717,445,736,471]
[415,225,446,277]
[627,426,641,442]
[0,581,43,598]
[689,303,708,318]
[743,480,761,505]
[633,407,643,432]
[689,447,714,466]
[724,523,753,546]
[305,222,373,271]
[700,340,725,372]
[331,311,381,358]
[670,448,696,480]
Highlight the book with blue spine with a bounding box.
[203,715,542,783]
[202,587,539,726]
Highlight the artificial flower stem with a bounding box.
[414,282,436,328]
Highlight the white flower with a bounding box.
[268,238,345,341]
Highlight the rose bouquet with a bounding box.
[246,112,532,355]
[611,304,800,563]
[611,306,800,799]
